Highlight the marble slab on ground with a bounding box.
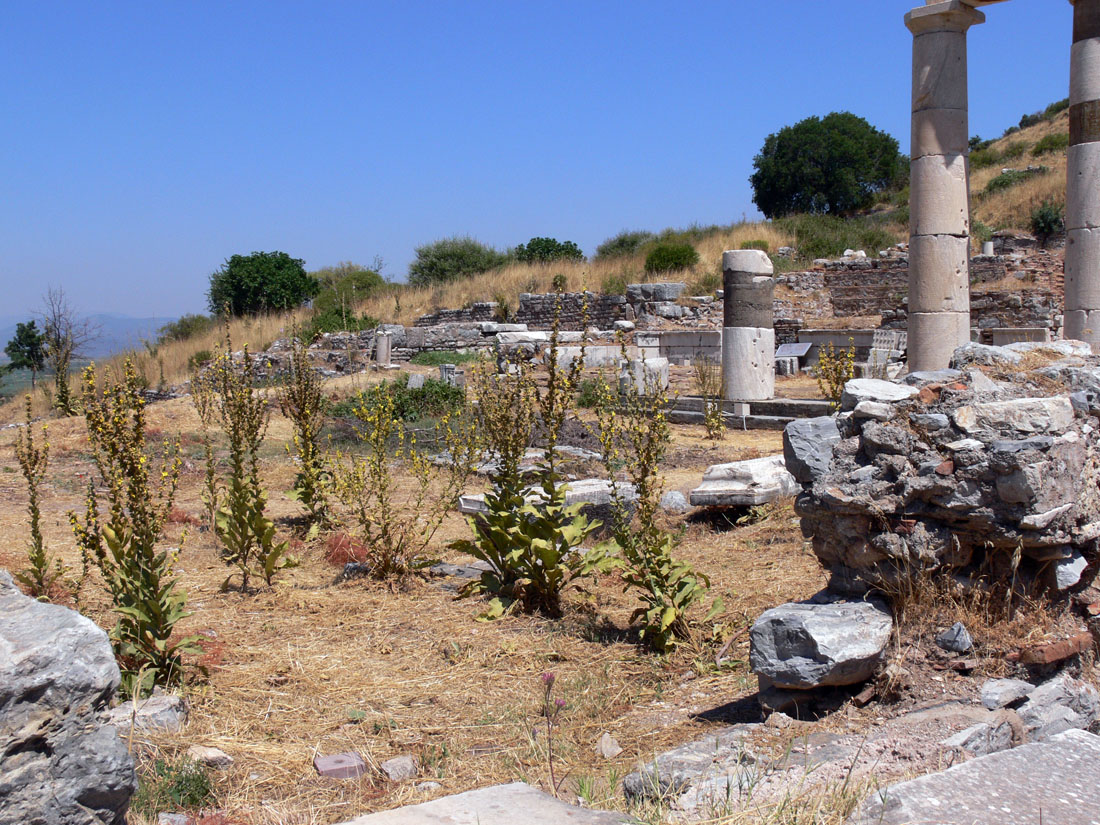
[336,782,630,824]
[689,454,799,507]
[458,479,634,515]
[849,729,1100,825]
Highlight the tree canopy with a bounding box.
[750,112,906,219]
[4,321,47,387]
[407,237,507,288]
[513,237,585,263]
[207,251,319,316]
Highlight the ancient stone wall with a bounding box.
[514,292,631,330]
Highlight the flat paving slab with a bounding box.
[849,729,1100,825]
[337,782,630,824]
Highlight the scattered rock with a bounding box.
[415,781,442,793]
[853,400,894,421]
[840,379,919,411]
[314,752,367,779]
[950,342,1023,367]
[407,374,426,389]
[1051,552,1089,590]
[380,754,419,782]
[157,814,193,825]
[851,729,1100,825]
[1017,672,1100,741]
[749,597,893,689]
[935,622,973,654]
[953,397,1075,435]
[941,717,1015,756]
[186,745,234,769]
[106,692,188,735]
[596,731,622,759]
[659,490,689,514]
[981,679,1033,710]
[622,725,758,801]
[0,569,136,825]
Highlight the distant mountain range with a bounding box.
[0,313,176,362]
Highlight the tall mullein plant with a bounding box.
[278,333,331,531]
[69,360,198,695]
[14,394,65,600]
[207,338,298,592]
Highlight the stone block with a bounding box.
[911,107,969,159]
[689,455,799,508]
[1063,308,1100,345]
[1065,227,1100,310]
[950,341,1023,367]
[909,27,973,109]
[625,282,687,303]
[721,249,773,275]
[1017,673,1100,741]
[839,378,919,411]
[907,234,970,313]
[1071,36,1100,107]
[380,755,419,782]
[981,678,1033,710]
[909,311,971,371]
[1068,142,1100,230]
[105,693,187,735]
[852,729,1100,825]
[783,416,842,484]
[953,397,1075,435]
[336,782,630,824]
[910,153,970,237]
[722,327,774,401]
[749,598,892,690]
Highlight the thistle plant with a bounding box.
[14,394,65,600]
[333,383,479,578]
[69,360,198,695]
[538,672,568,796]
[591,366,719,652]
[278,333,331,530]
[205,334,298,591]
[452,294,611,618]
[692,355,725,440]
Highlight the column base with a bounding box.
[907,312,971,372]
[722,327,775,401]
[1064,309,1100,350]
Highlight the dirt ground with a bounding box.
[0,367,1090,825]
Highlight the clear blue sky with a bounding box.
[0,1,1074,319]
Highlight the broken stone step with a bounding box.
[689,455,799,507]
[335,782,630,824]
[667,410,795,430]
[849,729,1100,825]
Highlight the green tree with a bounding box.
[157,314,214,345]
[4,321,47,388]
[407,237,507,288]
[750,112,906,218]
[513,237,585,263]
[207,251,319,316]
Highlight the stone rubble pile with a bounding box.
[784,347,1100,598]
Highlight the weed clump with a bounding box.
[644,243,699,274]
[14,394,64,599]
[813,339,855,411]
[279,334,331,529]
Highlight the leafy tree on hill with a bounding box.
[4,321,47,388]
[513,237,585,263]
[750,112,906,218]
[207,251,319,316]
[157,313,214,345]
[407,237,507,288]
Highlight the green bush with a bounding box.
[303,306,380,340]
[690,269,722,295]
[970,146,1001,169]
[513,237,585,263]
[208,251,318,316]
[157,314,214,345]
[1033,133,1070,156]
[971,217,994,245]
[1044,98,1070,119]
[1002,142,1028,160]
[595,230,656,259]
[551,272,568,293]
[1031,200,1065,243]
[331,375,465,424]
[187,349,213,372]
[575,378,602,409]
[131,757,213,817]
[740,239,769,252]
[774,213,899,261]
[409,350,480,367]
[407,237,508,287]
[600,273,628,295]
[644,243,699,274]
[985,166,1048,195]
[750,111,906,218]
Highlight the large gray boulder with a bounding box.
[750,598,892,689]
[850,729,1100,825]
[0,569,136,824]
[783,417,842,484]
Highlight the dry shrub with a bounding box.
[323,532,369,566]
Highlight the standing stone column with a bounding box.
[375,331,392,366]
[722,250,775,401]
[905,1,985,371]
[1065,0,1100,347]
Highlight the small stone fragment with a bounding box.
[314,751,367,779]
[596,732,622,759]
[416,781,443,792]
[186,745,234,769]
[936,622,973,654]
[106,692,188,735]
[853,400,894,421]
[381,754,419,782]
[941,719,1014,756]
[1052,552,1089,590]
[659,490,689,514]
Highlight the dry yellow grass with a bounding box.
[971,109,1070,231]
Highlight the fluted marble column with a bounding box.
[721,250,774,401]
[1065,0,1100,347]
[905,1,985,371]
